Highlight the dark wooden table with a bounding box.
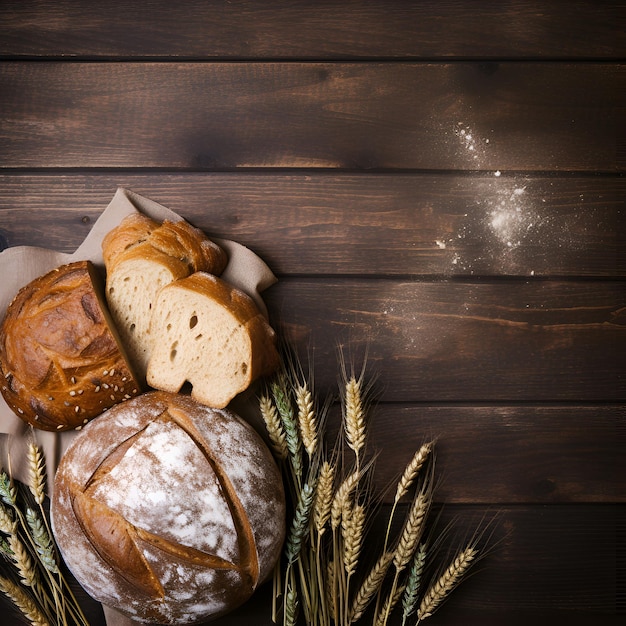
[0,2,624,625]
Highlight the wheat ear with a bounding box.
[374,583,406,626]
[27,444,46,506]
[272,380,303,485]
[344,376,366,464]
[296,383,318,457]
[342,502,366,577]
[25,509,58,575]
[260,394,289,461]
[8,534,37,587]
[313,461,335,535]
[349,550,394,622]
[393,490,430,572]
[285,482,316,565]
[417,546,478,621]
[394,443,432,504]
[0,576,49,626]
[330,470,361,531]
[401,542,426,625]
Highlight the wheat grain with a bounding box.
[27,444,46,506]
[342,503,366,577]
[331,470,360,531]
[313,461,335,535]
[349,551,394,622]
[296,383,318,457]
[417,546,477,620]
[344,376,366,459]
[0,576,49,626]
[394,443,432,504]
[393,491,430,572]
[259,394,288,460]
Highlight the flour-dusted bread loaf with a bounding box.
[0,261,141,431]
[102,214,228,380]
[51,391,286,625]
[146,272,279,409]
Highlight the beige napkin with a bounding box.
[0,187,277,493]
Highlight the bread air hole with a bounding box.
[129,323,136,333]
[170,341,178,362]
[189,314,198,329]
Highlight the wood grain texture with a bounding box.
[0,0,623,59]
[0,173,624,277]
[0,62,623,171]
[338,404,626,504]
[266,278,626,403]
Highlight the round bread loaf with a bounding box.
[51,391,286,624]
[0,261,141,431]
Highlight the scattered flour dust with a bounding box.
[434,121,562,275]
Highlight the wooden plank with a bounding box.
[265,278,626,403]
[4,504,621,624]
[0,1,623,59]
[0,63,622,171]
[0,173,624,277]
[330,404,626,505]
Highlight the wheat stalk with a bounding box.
[0,576,49,626]
[417,546,478,621]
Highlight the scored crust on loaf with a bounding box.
[102,214,228,381]
[51,391,286,625]
[146,272,279,409]
[0,261,141,431]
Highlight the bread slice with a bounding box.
[146,272,279,408]
[102,215,228,380]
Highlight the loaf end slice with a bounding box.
[146,273,279,408]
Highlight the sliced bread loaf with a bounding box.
[102,215,227,380]
[146,272,279,409]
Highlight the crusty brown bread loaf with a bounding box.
[51,391,286,625]
[102,214,228,380]
[146,272,279,409]
[0,261,141,431]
